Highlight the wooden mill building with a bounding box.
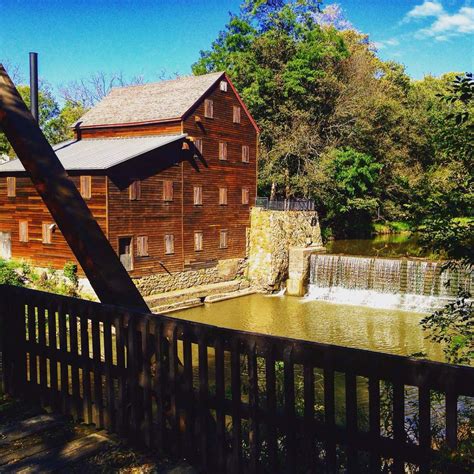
[0,72,259,277]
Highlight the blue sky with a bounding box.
[0,0,472,89]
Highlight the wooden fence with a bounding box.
[0,285,473,473]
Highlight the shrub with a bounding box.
[0,259,24,287]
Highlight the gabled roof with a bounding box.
[0,134,187,174]
[74,71,260,133]
[76,72,225,128]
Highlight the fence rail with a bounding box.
[255,197,316,211]
[0,284,473,473]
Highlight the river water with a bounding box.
[172,293,443,361]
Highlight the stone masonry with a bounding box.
[247,208,323,292]
[132,258,246,297]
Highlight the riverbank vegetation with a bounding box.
[0,258,84,298]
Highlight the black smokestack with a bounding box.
[29,52,39,122]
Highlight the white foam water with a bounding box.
[305,255,472,313]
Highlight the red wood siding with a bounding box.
[106,167,184,277]
[0,176,107,271]
[182,78,257,268]
[76,121,182,139]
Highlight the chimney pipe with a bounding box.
[29,52,39,122]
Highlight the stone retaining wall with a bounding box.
[248,208,323,292]
[133,258,247,297]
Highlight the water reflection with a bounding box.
[326,233,431,258]
[172,294,443,361]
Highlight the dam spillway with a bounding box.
[306,254,472,312]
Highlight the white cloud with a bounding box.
[373,38,400,49]
[419,6,474,39]
[405,2,474,40]
[407,1,444,19]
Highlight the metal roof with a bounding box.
[0,134,187,174]
[75,72,225,128]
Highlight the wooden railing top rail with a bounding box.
[1,284,472,396]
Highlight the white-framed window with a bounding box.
[6,177,16,197]
[219,142,227,161]
[194,186,203,206]
[219,229,228,249]
[219,187,228,205]
[242,188,250,205]
[233,106,241,124]
[136,235,149,257]
[204,99,214,118]
[163,180,173,202]
[80,176,92,199]
[220,80,228,92]
[242,145,250,163]
[129,180,141,200]
[165,234,175,255]
[194,231,203,251]
[19,221,28,243]
[42,222,53,244]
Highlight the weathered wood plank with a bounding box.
[3,432,115,473]
[303,364,315,473]
[197,331,209,470]
[0,414,66,446]
[247,341,259,474]
[230,338,242,474]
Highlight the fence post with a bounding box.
[0,285,6,395]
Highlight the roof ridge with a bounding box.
[82,134,184,141]
[110,71,225,93]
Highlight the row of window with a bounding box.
[17,221,54,244]
[5,176,252,204]
[16,220,231,254]
[129,181,250,205]
[135,229,229,257]
[4,177,94,200]
[193,140,250,163]
[203,91,242,125]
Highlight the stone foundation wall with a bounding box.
[133,258,247,297]
[248,208,323,292]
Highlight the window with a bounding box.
[165,234,175,255]
[129,180,141,200]
[163,180,173,202]
[219,229,228,249]
[242,188,250,205]
[220,80,228,92]
[233,106,241,124]
[219,142,227,161]
[80,176,92,199]
[242,145,250,163]
[204,99,214,118]
[219,187,228,205]
[136,236,149,257]
[194,231,203,251]
[194,185,203,206]
[194,138,203,155]
[19,221,28,243]
[42,222,53,244]
[6,177,16,197]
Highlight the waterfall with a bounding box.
[306,255,472,312]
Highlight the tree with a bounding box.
[59,71,146,108]
[416,73,474,366]
[0,83,66,156]
[319,147,381,238]
[192,1,445,236]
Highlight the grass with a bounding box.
[373,221,412,234]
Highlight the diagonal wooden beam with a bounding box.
[0,64,149,311]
